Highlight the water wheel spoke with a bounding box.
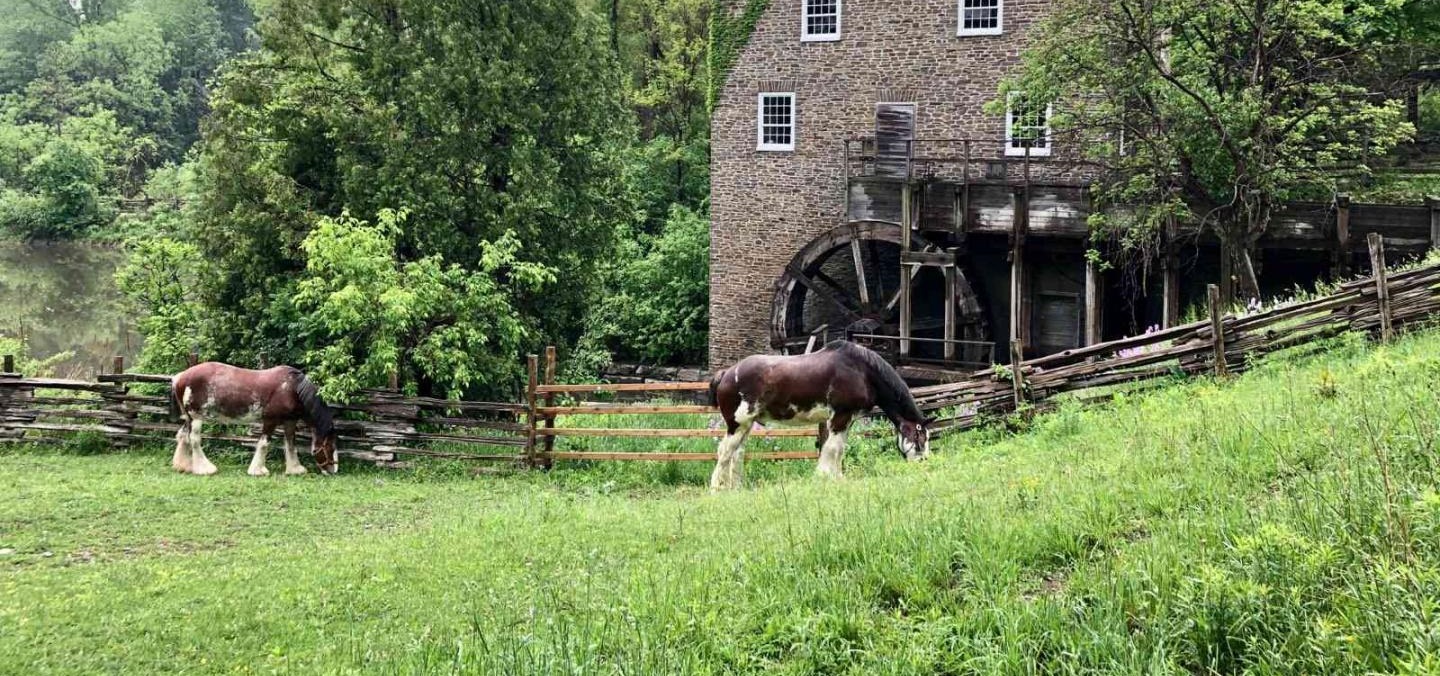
[882,265,922,319]
[785,263,863,323]
[850,239,870,308]
[811,268,867,313]
[868,239,886,302]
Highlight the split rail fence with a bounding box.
[3,233,1439,465]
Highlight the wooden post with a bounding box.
[1427,196,1440,251]
[526,354,539,468]
[900,183,913,357]
[542,346,557,469]
[1369,232,1393,342]
[943,264,957,361]
[2,355,13,374]
[186,351,199,367]
[1162,216,1180,328]
[112,355,124,375]
[1207,284,1228,377]
[1334,194,1351,279]
[1008,187,1029,351]
[1084,256,1103,345]
[258,351,268,369]
[387,369,399,391]
[1010,339,1025,409]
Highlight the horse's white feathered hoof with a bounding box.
[191,462,219,476]
[247,466,270,477]
[285,465,308,476]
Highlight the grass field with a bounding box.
[6,329,1440,673]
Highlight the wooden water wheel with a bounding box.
[770,221,992,363]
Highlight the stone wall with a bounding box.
[708,0,1059,367]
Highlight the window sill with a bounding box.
[800,33,841,42]
[1004,147,1052,158]
[956,28,1004,37]
[757,145,796,152]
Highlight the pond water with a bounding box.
[0,242,142,379]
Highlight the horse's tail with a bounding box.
[291,371,334,439]
[708,369,726,407]
[167,378,182,421]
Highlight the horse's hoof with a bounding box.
[248,466,270,477]
[192,464,219,476]
[285,466,308,476]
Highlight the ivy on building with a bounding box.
[706,0,769,110]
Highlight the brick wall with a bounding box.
[709,0,1057,368]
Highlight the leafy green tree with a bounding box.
[114,237,204,372]
[589,205,709,363]
[1000,0,1426,301]
[293,210,553,401]
[190,0,634,395]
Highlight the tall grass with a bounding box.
[4,329,1440,672]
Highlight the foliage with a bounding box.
[114,237,203,373]
[0,334,72,377]
[589,205,709,364]
[189,0,633,395]
[12,327,1440,671]
[1000,0,1429,301]
[705,0,769,110]
[293,209,553,402]
[0,0,255,238]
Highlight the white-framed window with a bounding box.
[757,92,796,151]
[1005,92,1052,156]
[958,0,1003,36]
[801,0,841,41]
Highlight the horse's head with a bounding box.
[312,433,339,475]
[896,417,933,461]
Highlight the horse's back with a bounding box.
[173,362,300,422]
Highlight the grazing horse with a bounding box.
[169,362,339,476]
[707,340,932,490]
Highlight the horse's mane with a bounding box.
[825,340,925,424]
[288,368,334,439]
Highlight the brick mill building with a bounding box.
[707,0,1440,377]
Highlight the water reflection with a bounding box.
[0,242,142,379]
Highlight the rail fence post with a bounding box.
[1369,233,1393,342]
[186,351,199,367]
[1010,339,1026,409]
[525,354,539,468]
[112,355,124,375]
[1207,284,1228,377]
[541,346,556,470]
[2,355,13,374]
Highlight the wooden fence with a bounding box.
[3,233,1439,466]
[913,233,1440,431]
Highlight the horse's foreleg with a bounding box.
[248,425,273,477]
[817,415,852,480]
[188,419,218,476]
[282,422,306,475]
[171,420,192,473]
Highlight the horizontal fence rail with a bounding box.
[3,233,1438,467]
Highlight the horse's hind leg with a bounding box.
[188,419,218,476]
[171,420,192,473]
[282,422,306,475]
[247,424,274,477]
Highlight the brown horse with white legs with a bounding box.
[169,362,339,476]
[707,340,932,490]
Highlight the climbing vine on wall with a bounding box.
[706,0,769,110]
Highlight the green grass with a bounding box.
[6,329,1440,673]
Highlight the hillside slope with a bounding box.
[4,330,1440,673]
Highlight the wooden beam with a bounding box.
[544,451,819,462]
[850,239,870,306]
[1207,285,1227,377]
[1369,232,1392,342]
[541,346,556,469]
[1085,257,1103,345]
[944,265,957,361]
[536,404,713,416]
[786,263,864,323]
[900,250,957,266]
[1010,339,1025,408]
[900,181,914,357]
[537,381,710,394]
[1334,194,1351,278]
[1009,187,1028,350]
[1428,196,1440,251]
[536,427,816,438]
[526,354,538,467]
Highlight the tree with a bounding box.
[189,0,634,396]
[1001,0,1426,301]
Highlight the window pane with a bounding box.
[961,0,1000,30]
[759,95,794,147]
[805,0,838,35]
